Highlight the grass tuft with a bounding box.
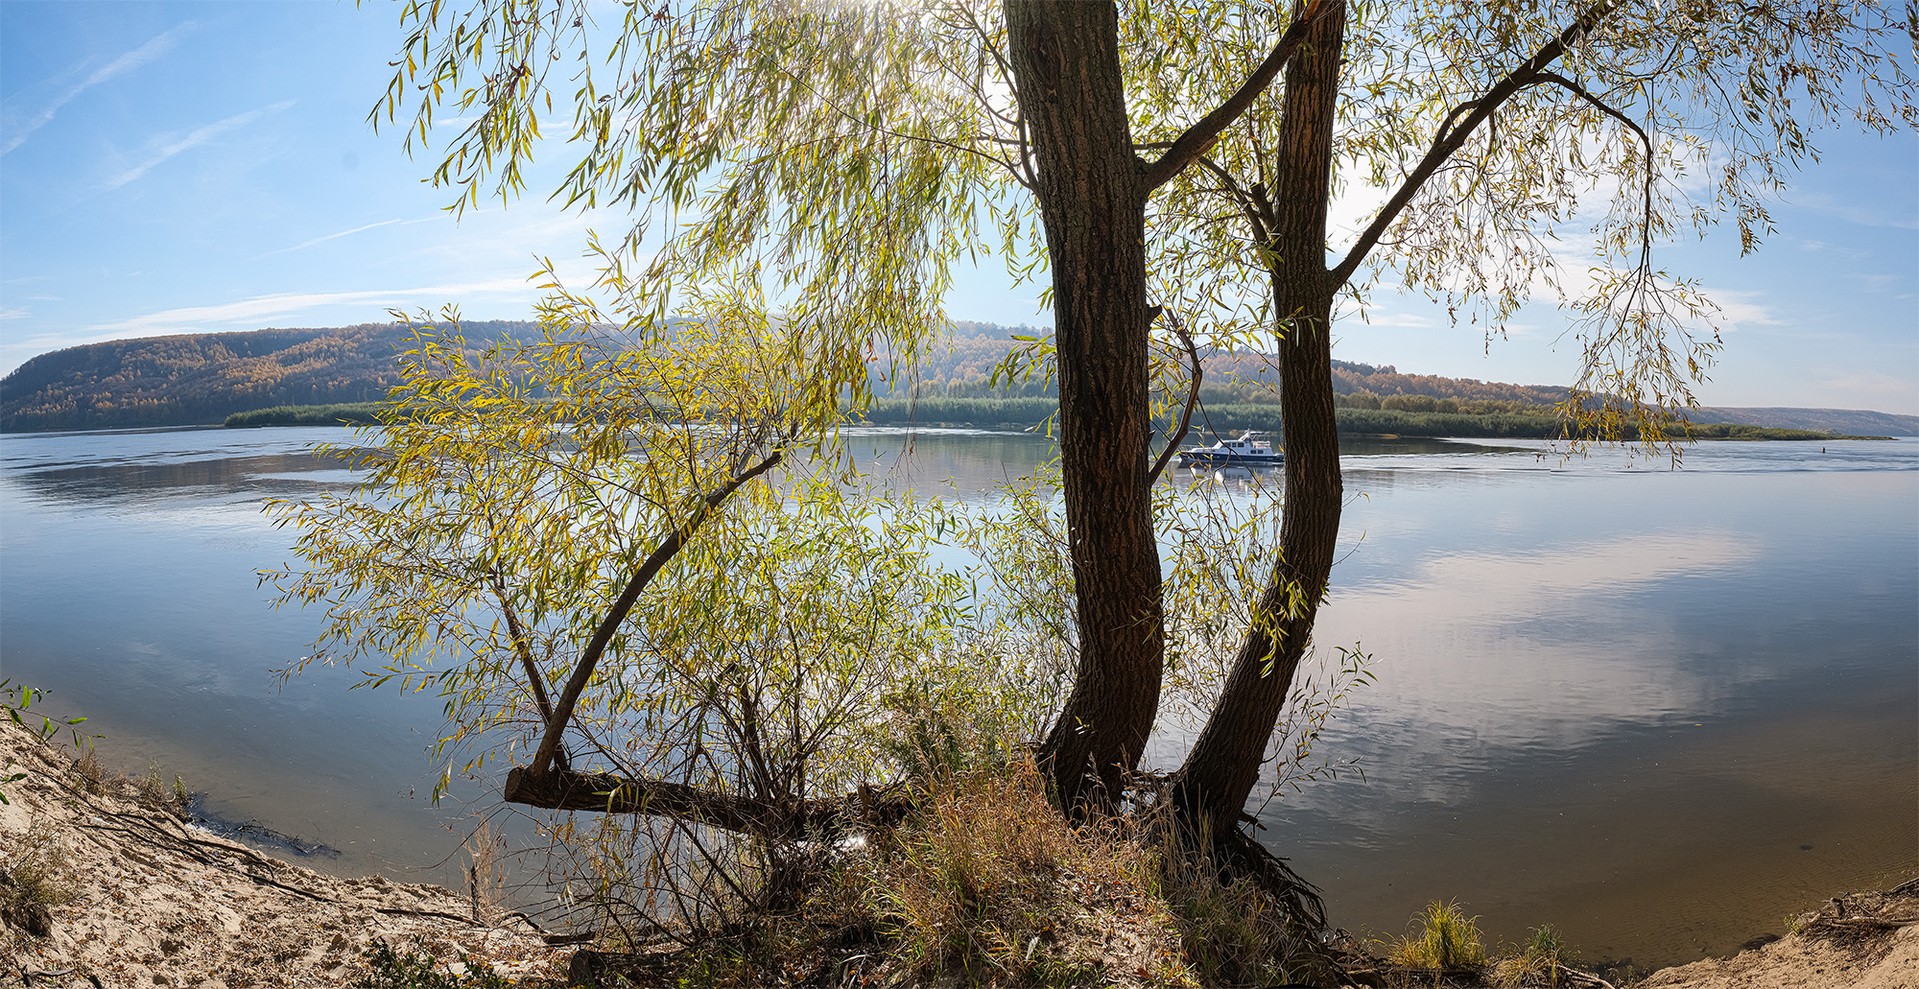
[0,818,78,937]
[463,821,506,925]
[1391,899,1487,972]
[71,744,107,795]
[1154,823,1340,987]
[861,755,1154,982]
[138,762,191,818]
[1492,924,1577,987]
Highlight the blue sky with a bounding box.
[3,1,1915,413]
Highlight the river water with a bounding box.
[1,425,1912,968]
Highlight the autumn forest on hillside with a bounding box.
[4,319,1900,440]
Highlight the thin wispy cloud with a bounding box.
[2,23,193,157]
[257,218,430,258]
[80,278,539,338]
[1352,311,1440,330]
[103,99,295,191]
[1797,238,1872,262]
[0,307,29,321]
[1702,288,1780,331]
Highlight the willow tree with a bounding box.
[349,0,1914,853]
[1118,0,1915,835]
[268,297,1072,932]
[366,0,1327,814]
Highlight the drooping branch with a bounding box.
[487,569,555,724]
[1146,315,1204,486]
[1530,69,1657,276]
[1142,0,1327,191]
[529,449,785,776]
[1195,154,1275,245]
[1328,0,1618,287]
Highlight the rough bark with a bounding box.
[1004,0,1165,809]
[1170,0,1348,837]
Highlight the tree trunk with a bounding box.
[1170,0,1348,837]
[1004,0,1164,808]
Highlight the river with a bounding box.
[1,424,1912,968]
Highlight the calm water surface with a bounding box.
[1,425,1912,966]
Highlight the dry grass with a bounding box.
[1491,924,1576,987]
[562,747,1343,987]
[860,756,1177,985]
[464,821,506,926]
[137,761,191,818]
[849,756,1335,987]
[1155,826,1337,988]
[71,743,107,795]
[0,817,77,937]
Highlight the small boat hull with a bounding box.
[1177,451,1282,469]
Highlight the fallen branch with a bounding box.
[502,766,909,841]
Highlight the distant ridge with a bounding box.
[0,321,534,432]
[2,320,1908,437]
[1690,406,1919,437]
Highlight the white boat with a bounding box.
[1175,430,1283,469]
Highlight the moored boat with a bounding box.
[1175,431,1283,469]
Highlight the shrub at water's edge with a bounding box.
[832,396,1882,440]
[225,396,1880,440]
[225,403,385,427]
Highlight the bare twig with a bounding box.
[1147,316,1204,485]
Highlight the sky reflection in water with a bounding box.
[1,426,1912,966]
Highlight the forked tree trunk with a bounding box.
[1170,0,1348,838]
[1004,0,1165,808]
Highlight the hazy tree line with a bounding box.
[11,313,1586,434]
[0,321,536,432]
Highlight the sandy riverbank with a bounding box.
[0,723,567,987]
[2,722,1913,988]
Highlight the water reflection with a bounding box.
[0,426,1912,967]
[5,452,353,504]
[1264,458,1918,966]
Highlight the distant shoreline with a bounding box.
[220,399,1891,442]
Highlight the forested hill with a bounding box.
[928,320,1572,405]
[4,318,1912,436]
[0,321,535,432]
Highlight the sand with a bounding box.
[0,723,566,988]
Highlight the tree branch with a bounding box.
[1195,155,1274,245]
[1143,0,1327,191]
[530,449,785,775]
[1147,316,1204,485]
[1530,69,1657,276]
[488,569,554,724]
[501,766,908,841]
[1328,0,1617,287]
